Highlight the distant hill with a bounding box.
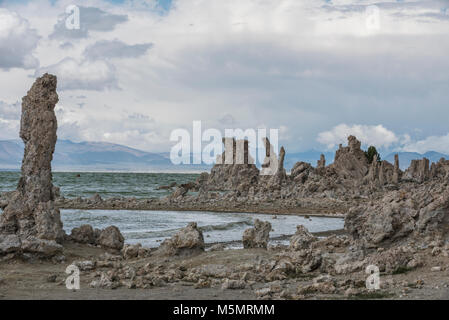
[384,151,449,170]
[0,139,335,172]
[2,139,446,173]
[0,140,210,172]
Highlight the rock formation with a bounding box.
[331,136,369,181]
[317,154,326,170]
[365,154,379,184]
[430,158,449,180]
[260,137,278,176]
[364,155,398,186]
[345,186,449,248]
[403,158,430,183]
[157,222,205,256]
[70,224,98,244]
[0,74,64,257]
[290,162,314,184]
[97,226,125,251]
[242,219,271,249]
[268,146,287,187]
[290,225,316,250]
[70,224,124,251]
[206,138,259,191]
[392,154,401,184]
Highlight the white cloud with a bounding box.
[317,124,399,149]
[84,40,153,60]
[0,8,40,69]
[0,118,19,140]
[36,58,118,91]
[400,133,449,154]
[0,0,448,153]
[50,6,128,39]
[0,101,20,120]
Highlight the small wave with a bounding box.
[123,220,253,240]
[198,220,253,232]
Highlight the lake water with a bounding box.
[1,171,345,248]
[61,209,344,248]
[0,171,199,199]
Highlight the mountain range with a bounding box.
[0,139,447,172]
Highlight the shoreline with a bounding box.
[55,196,349,218]
[203,228,346,249]
[60,204,346,218]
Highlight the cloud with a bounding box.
[317,124,399,149]
[50,6,128,40]
[218,114,236,126]
[0,8,40,70]
[400,133,449,154]
[0,0,448,153]
[83,40,153,60]
[0,118,19,140]
[36,58,118,91]
[0,100,20,139]
[0,101,20,120]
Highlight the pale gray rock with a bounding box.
[221,279,246,290]
[331,135,369,181]
[122,243,142,259]
[345,198,416,247]
[290,225,317,250]
[206,138,259,191]
[157,222,205,256]
[260,137,278,176]
[242,219,271,249]
[70,224,96,244]
[364,246,415,273]
[430,158,449,180]
[290,162,314,184]
[268,146,287,187]
[392,154,401,184]
[0,234,21,253]
[403,158,430,183]
[317,154,326,169]
[21,237,63,256]
[97,226,125,251]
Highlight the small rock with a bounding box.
[222,279,246,290]
[242,219,271,249]
[74,260,95,271]
[97,226,125,251]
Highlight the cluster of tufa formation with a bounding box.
[162,134,449,205]
[206,138,260,191]
[0,74,64,257]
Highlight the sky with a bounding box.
[0,0,448,155]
